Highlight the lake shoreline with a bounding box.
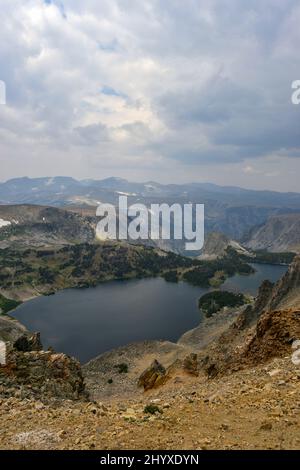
[9,263,288,365]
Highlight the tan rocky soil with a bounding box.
[83,340,193,401]
[1,355,300,450]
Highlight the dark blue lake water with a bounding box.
[13,263,287,362]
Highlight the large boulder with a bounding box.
[138,360,166,391]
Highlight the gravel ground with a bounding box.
[1,356,300,450]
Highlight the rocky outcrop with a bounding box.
[182,353,199,376]
[231,255,300,335]
[269,255,300,309]
[0,337,87,402]
[254,280,274,313]
[138,353,200,391]
[200,308,300,378]
[138,360,166,391]
[13,333,43,352]
[228,280,275,332]
[241,309,300,365]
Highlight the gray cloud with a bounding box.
[0,0,299,190]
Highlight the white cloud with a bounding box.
[243,165,258,175]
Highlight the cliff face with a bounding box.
[244,213,300,253]
[268,255,300,309]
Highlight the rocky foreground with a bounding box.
[0,355,300,450]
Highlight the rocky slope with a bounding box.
[199,231,252,260]
[0,204,96,249]
[193,255,300,378]
[0,241,197,301]
[0,316,27,343]
[1,355,300,450]
[269,254,300,309]
[83,340,192,401]
[244,213,300,253]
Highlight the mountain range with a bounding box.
[0,176,300,253]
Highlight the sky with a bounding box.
[0,0,300,191]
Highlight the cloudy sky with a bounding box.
[0,0,300,191]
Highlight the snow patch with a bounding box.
[116,191,137,196]
[45,177,54,186]
[0,218,11,228]
[68,195,101,206]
